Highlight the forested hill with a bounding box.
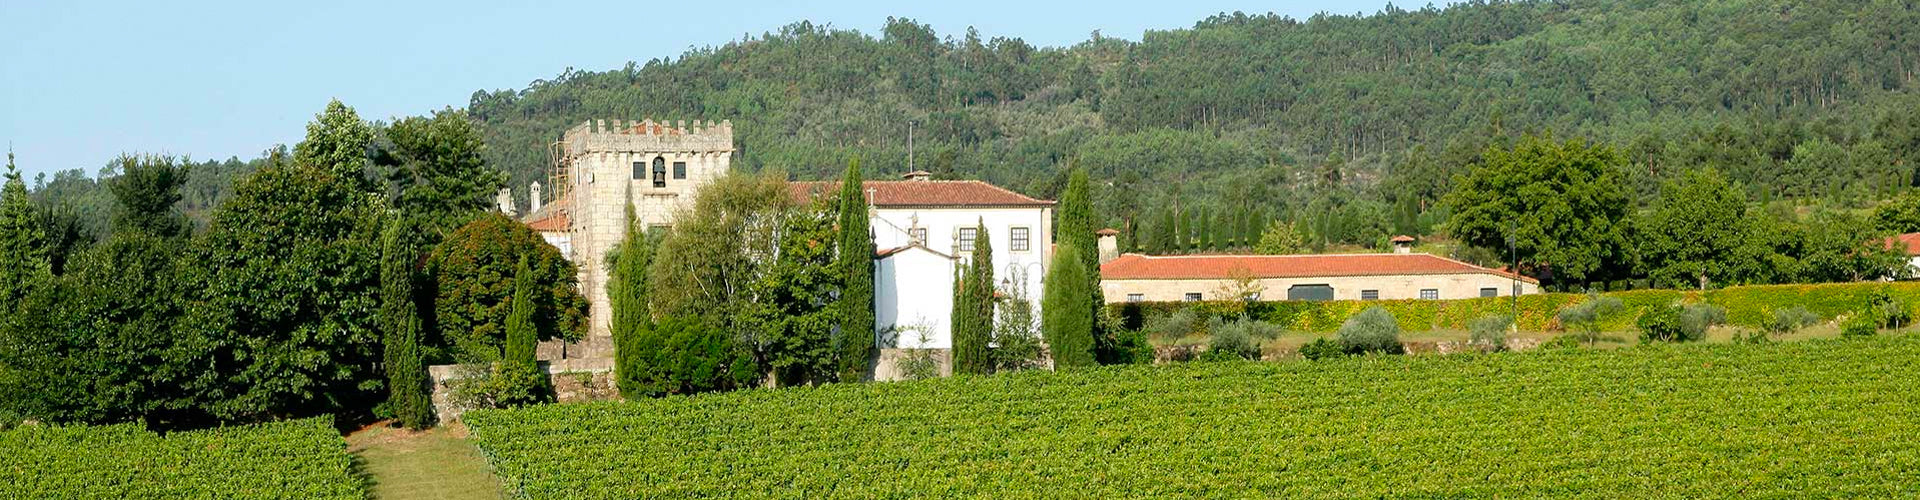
[468,0,1920,239]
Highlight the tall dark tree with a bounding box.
[951,221,994,375]
[834,159,875,382]
[380,218,430,429]
[0,152,48,304]
[496,256,554,407]
[610,205,655,399]
[1042,244,1094,368]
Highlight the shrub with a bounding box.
[1678,304,1727,339]
[1337,307,1403,355]
[1637,305,1686,343]
[626,316,760,395]
[1763,306,1819,335]
[1145,308,1203,338]
[1297,337,1345,360]
[1198,318,1270,361]
[1841,310,1880,338]
[1868,287,1911,329]
[1468,315,1511,352]
[1557,294,1625,345]
[1731,328,1771,345]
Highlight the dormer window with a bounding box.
[652,157,667,188]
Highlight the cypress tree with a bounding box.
[381,217,431,429]
[1043,244,1094,368]
[611,203,655,399]
[499,256,552,406]
[0,152,48,305]
[1057,168,1111,362]
[952,220,995,375]
[1199,207,1214,251]
[834,158,875,382]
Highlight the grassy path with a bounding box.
[347,422,503,500]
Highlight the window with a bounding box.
[1287,284,1335,302]
[631,161,644,180]
[1480,287,1499,298]
[651,158,667,188]
[1127,293,1145,303]
[1361,290,1380,300]
[1184,292,1203,302]
[1420,289,1440,300]
[957,227,977,252]
[910,228,927,245]
[672,161,687,180]
[1010,227,1030,252]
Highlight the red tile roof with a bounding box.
[1100,253,1538,283]
[1886,233,1920,255]
[790,180,1053,208]
[525,212,569,232]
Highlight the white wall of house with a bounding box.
[869,206,1052,348]
[875,246,958,348]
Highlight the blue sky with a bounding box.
[2,0,1407,179]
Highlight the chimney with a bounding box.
[902,170,933,182]
[1097,228,1120,264]
[1391,235,1416,254]
[496,187,516,217]
[530,182,544,214]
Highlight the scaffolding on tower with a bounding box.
[546,139,572,206]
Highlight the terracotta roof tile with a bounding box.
[791,180,1053,208]
[1100,253,1538,283]
[1886,233,1920,255]
[525,212,569,232]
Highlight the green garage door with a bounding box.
[1287,284,1335,301]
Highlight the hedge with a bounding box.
[1113,281,1920,333]
[0,417,361,499]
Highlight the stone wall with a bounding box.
[427,357,617,423]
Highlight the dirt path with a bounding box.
[346,422,503,500]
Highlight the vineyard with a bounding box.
[0,417,361,499]
[468,336,1920,498]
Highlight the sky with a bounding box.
[2,0,1407,180]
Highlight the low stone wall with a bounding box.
[873,348,951,381]
[1154,337,1546,363]
[427,357,618,422]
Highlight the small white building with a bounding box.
[793,171,1055,350]
[1099,251,1540,303]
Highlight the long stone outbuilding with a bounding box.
[1098,251,1540,303]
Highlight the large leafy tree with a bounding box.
[293,100,375,192]
[179,161,385,422]
[748,199,841,386]
[951,221,994,375]
[1444,134,1633,286]
[1639,169,1748,289]
[1042,244,1094,369]
[429,212,588,362]
[377,109,506,233]
[833,159,875,382]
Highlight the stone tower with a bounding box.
[534,119,733,358]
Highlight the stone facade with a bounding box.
[534,119,733,359]
[1102,272,1541,303]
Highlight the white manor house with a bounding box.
[517,119,1053,374]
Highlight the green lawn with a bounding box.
[348,423,502,500]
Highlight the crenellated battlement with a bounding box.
[561,118,734,155]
